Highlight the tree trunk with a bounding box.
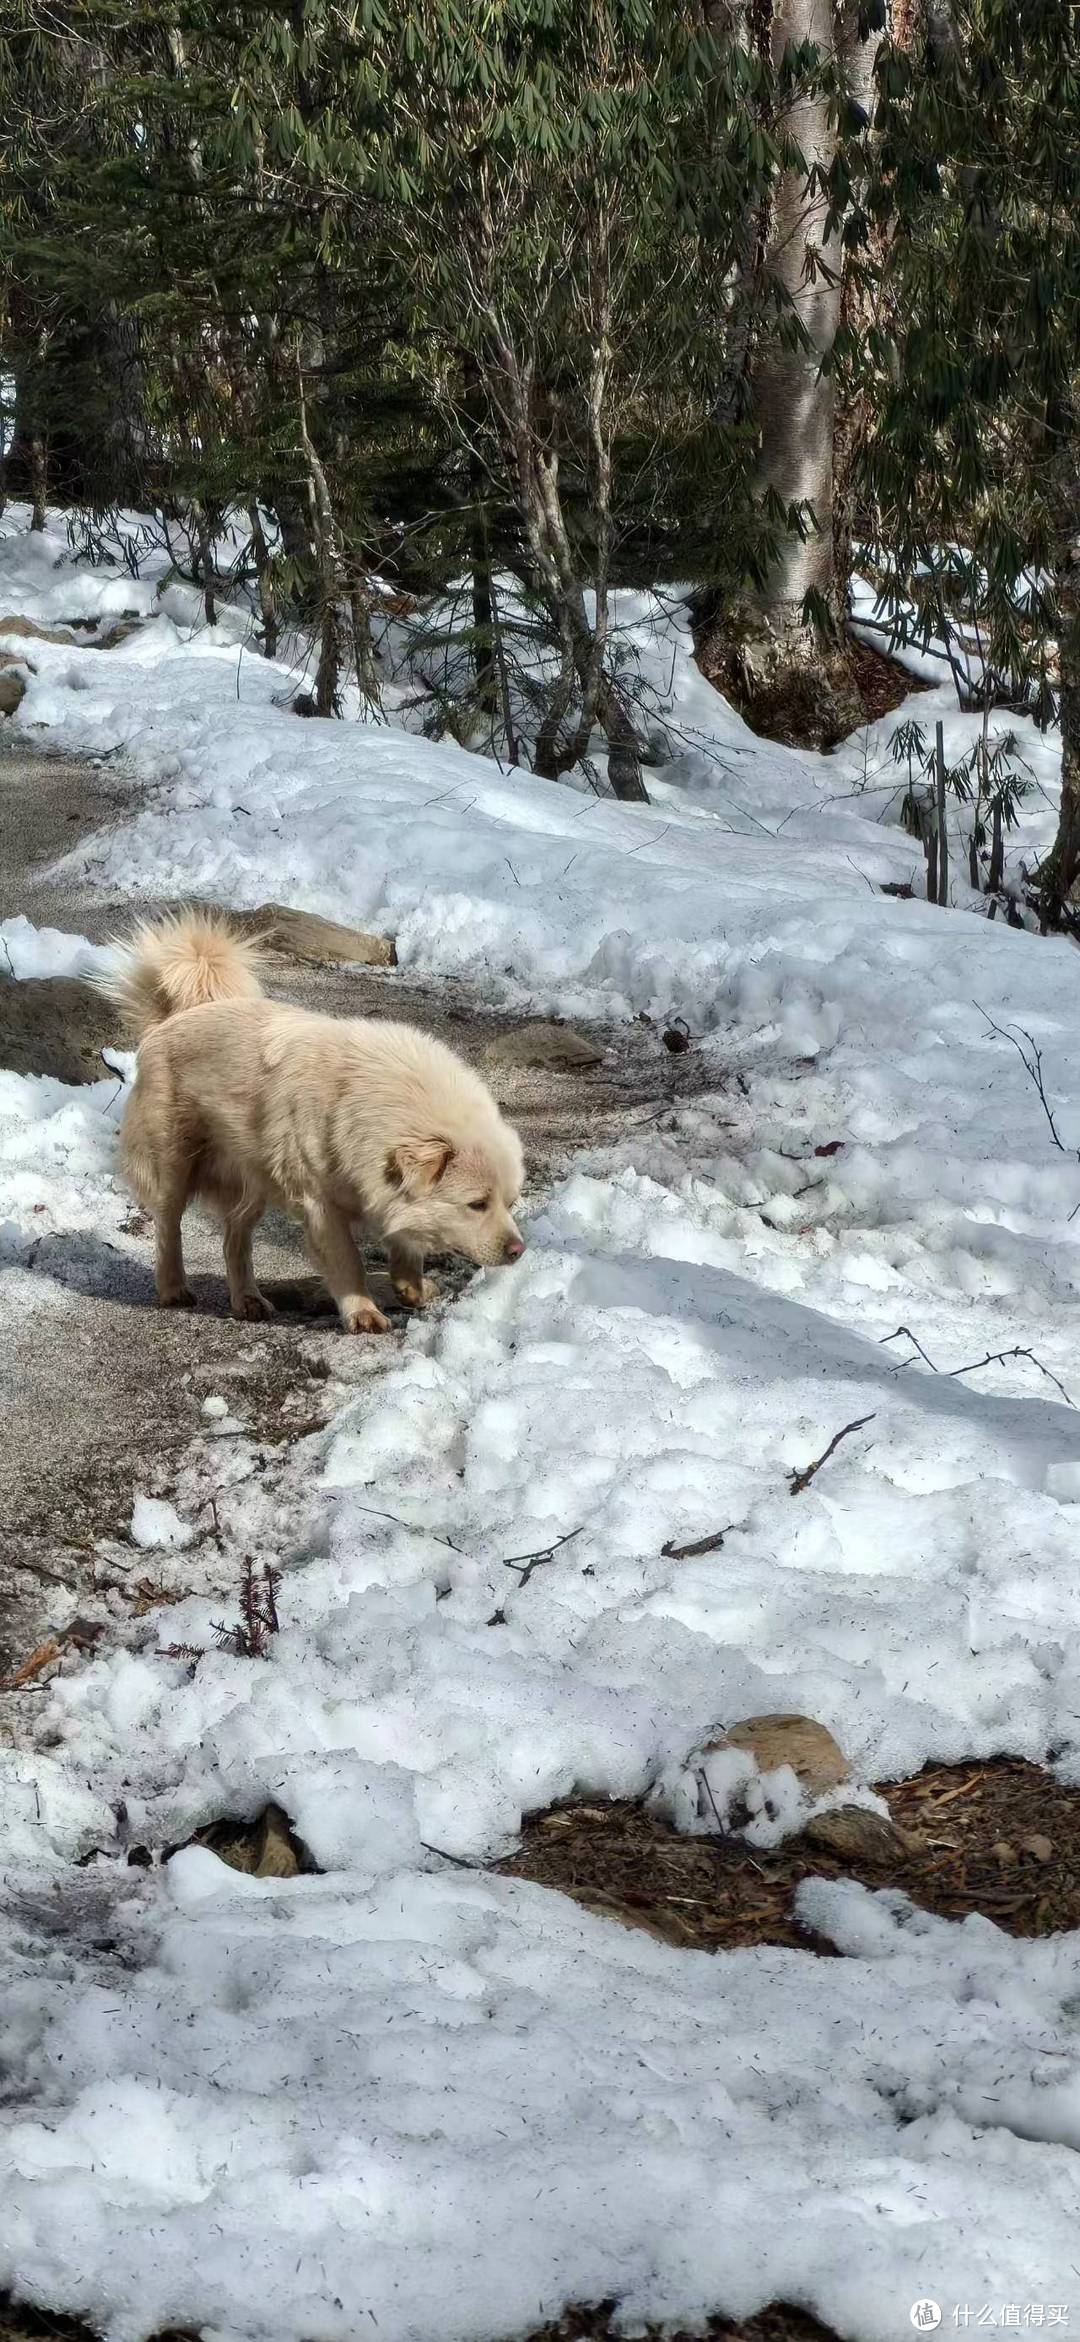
[698,0,867,746]
[486,329,648,800]
[464,360,499,722]
[29,432,47,532]
[348,567,381,709]
[190,499,217,626]
[1036,425,1080,915]
[470,521,499,721]
[296,346,344,718]
[315,603,344,718]
[1040,564,1080,912]
[248,502,278,659]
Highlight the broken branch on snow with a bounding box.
[882,1325,1074,1408]
[788,1415,876,1495]
[502,1525,583,1587]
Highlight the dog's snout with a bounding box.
[503,1233,525,1263]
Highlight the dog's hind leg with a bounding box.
[223,1199,273,1322]
[154,1158,196,1309]
[302,1196,389,1334]
[388,1238,433,1311]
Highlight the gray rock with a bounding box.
[803,1805,907,1865]
[486,1020,603,1071]
[236,902,397,968]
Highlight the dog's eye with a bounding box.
[468,1198,489,1213]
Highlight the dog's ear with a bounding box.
[385,1138,454,1193]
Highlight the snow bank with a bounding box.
[0,1058,128,1264]
[0,912,115,984]
[3,1863,1080,2342]
[25,1163,1080,1889]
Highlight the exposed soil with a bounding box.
[693,619,927,750]
[846,635,932,727]
[0,974,117,1080]
[0,2299,834,2342]
[531,2309,834,2342]
[499,1757,1080,1950]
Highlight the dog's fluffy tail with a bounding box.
[98,910,264,1039]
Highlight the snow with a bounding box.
[3,1862,1080,2342]
[3,503,1080,2337]
[0,913,116,984]
[0,1061,129,1266]
[129,1495,197,1551]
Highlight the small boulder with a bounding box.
[803,1805,908,1865]
[0,668,27,717]
[487,1021,603,1071]
[717,1713,850,1799]
[187,1802,315,1879]
[92,616,146,650]
[238,903,397,968]
[0,613,76,646]
[1021,1832,1054,1864]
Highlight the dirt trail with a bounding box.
[0,735,714,1677]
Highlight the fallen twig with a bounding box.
[662,1524,733,1560]
[948,1345,1074,1407]
[882,1325,1074,1407]
[347,1501,462,1553]
[420,1841,485,1870]
[696,1767,729,1836]
[788,1415,876,1495]
[975,1002,1079,1163]
[502,1525,583,1587]
[881,1323,940,1371]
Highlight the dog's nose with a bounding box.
[503,1234,525,1263]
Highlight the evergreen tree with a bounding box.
[866,0,1080,909]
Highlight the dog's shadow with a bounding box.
[11,1223,462,1325]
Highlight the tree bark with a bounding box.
[190,498,217,626]
[464,359,499,722]
[29,431,47,532]
[248,502,278,659]
[698,0,869,746]
[1036,423,1080,915]
[1040,556,1080,913]
[348,567,381,709]
[296,347,344,716]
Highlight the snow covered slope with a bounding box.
[3,507,1080,2338]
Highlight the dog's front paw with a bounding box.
[232,1288,274,1323]
[158,1284,196,1310]
[340,1297,391,1336]
[391,1274,435,1310]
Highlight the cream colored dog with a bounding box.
[101,912,525,1332]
